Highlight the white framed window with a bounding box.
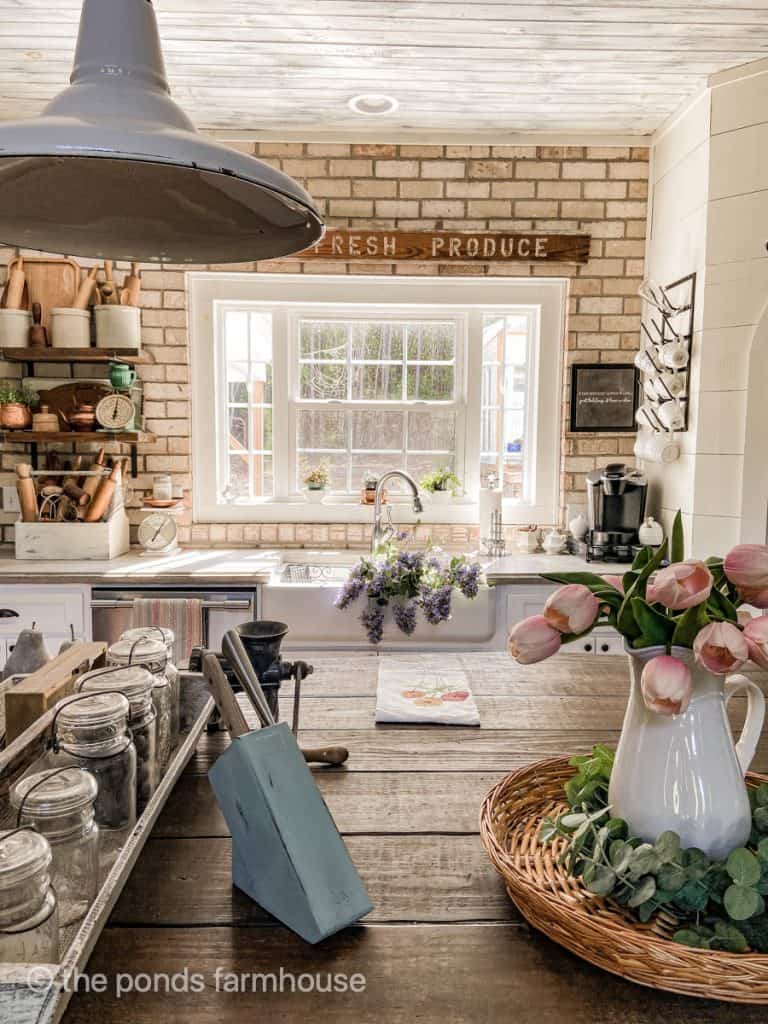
[190,274,566,524]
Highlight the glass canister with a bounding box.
[0,828,59,964]
[107,637,174,772]
[51,692,137,879]
[11,768,99,927]
[77,666,158,814]
[119,627,180,745]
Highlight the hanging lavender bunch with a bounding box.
[392,599,417,636]
[361,603,385,645]
[419,583,453,625]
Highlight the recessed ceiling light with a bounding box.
[348,94,399,116]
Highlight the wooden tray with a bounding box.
[7,257,81,332]
[480,757,768,1004]
[0,672,214,1024]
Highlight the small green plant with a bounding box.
[0,381,37,406]
[303,463,330,489]
[540,746,768,953]
[420,467,461,494]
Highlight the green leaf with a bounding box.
[753,806,768,833]
[757,838,768,863]
[756,784,768,808]
[711,922,748,953]
[682,847,711,880]
[727,848,762,887]
[654,830,681,864]
[539,818,560,843]
[673,879,710,912]
[631,597,675,646]
[541,572,619,595]
[657,863,687,893]
[627,875,657,907]
[673,928,708,949]
[628,844,661,879]
[671,603,710,647]
[707,587,739,624]
[724,884,763,921]
[560,812,588,830]
[585,864,617,897]
[670,510,684,564]
[609,839,633,873]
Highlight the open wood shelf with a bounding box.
[0,430,154,443]
[1,347,149,365]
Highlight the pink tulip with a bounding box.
[543,584,600,634]
[509,615,562,664]
[641,655,693,716]
[724,544,768,591]
[737,586,768,610]
[601,574,625,595]
[646,560,713,610]
[693,621,749,675]
[743,615,768,669]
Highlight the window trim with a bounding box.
[189,273,566,525]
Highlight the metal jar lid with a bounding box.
[57,691,131,731]
[108,637,168,666]
[120,625,175,648]
[77,665,154,711]
[0,829,52,890]
[11,767,98,818]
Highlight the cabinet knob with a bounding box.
[601,643,610,653]
[584,642,593,652]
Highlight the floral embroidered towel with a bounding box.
[375,655,480,726]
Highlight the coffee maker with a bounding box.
[584,463,647,563]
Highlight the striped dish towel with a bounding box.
[132,598,203,668]
[375,655,480,726]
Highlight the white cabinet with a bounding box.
[0,585,91,673]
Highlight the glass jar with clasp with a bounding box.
[0,827,59,964]
[106,638,173,775]
[119,627,180,746]
[77,666,158,814]
[11,767,99,927]
[47,691,137,881]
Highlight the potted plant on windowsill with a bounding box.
[303,463,330,503]
[420,467,461,505]
[0,382,38,430]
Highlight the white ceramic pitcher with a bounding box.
[608,645,765,859]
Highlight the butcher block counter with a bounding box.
[61,652,768,1024]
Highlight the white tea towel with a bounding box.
[375,655,480,726]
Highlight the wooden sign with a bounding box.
[295,229,590,264]
[570,363,639,433]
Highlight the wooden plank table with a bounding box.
[62,653,768,1023]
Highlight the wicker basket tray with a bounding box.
[480,756,768,1003]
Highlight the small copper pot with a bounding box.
[0,402,32,430]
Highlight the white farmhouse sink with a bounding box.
[260,550,498,649]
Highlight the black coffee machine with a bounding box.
[585,463,647,563]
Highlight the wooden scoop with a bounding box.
[28,302,49,348]
[101,260,119,305]
[121,262,141,306]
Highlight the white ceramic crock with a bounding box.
[609,644,765,859]
[0,308,32,348]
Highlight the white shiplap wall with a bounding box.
[2,1,768,137]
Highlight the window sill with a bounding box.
[193,498,556,526]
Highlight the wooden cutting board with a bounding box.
[31,380,111,427]
[7,256,82,331]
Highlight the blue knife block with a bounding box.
[208,722,373,943]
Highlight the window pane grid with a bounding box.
[481,314,532,503]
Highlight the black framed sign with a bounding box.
[569,363,638,433]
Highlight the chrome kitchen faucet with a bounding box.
[371,471,423,554]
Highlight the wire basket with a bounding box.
[480,757,768,1003]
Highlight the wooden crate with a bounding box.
[0,672,214,1024]
[14,507,130,561]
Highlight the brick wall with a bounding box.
[0,142,648,549]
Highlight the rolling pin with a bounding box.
[80,448,106,501]
[15,463,38,523]
[121,263,141,306]
[101,261,119,305]
[5,256,26,310]
[73,266,99,310]
[84,460,121,522]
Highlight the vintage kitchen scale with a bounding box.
[137,509,180,556]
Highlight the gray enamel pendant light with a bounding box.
[0,0,324,263]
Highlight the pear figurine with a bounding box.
[58,624,77,655]
[1,622,51,680]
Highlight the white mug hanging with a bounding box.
[634,432,681,464]
[643,377,659,401]
[658,399,685,431]
[634,348,660,374]
[661,340,689,370]
[659,371,686,398]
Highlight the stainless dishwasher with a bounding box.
[91,587,259,657]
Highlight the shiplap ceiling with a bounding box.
[1,0,768,139]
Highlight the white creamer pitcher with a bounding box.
[608,645,765,859]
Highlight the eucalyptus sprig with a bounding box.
[540,747,768,953]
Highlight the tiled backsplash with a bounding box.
[0,141,647,548]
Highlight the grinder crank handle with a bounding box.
[301,745,349,766]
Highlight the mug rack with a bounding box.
[635,271,696,434]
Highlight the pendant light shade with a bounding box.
[0,0,324,263]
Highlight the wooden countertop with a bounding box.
[62,652,768,1023]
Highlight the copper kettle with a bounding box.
[59,398,96,432]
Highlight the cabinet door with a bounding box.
[593,630,625,656]
[0,585,91,648]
